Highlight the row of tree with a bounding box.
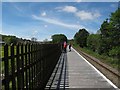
[1,34,32,44]
[1,34,67,45]
[74,8,120,59]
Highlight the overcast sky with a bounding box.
[2,2,119,41]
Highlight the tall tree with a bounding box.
[74,29,89,47]
[109,8,120,46]
[108,8,120,58]
[51,34,67,43]
[99,8,120,56]
[99,19,111,54]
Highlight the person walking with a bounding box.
[63,41,67,53]
[69,43,71,52]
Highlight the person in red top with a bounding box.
[63,41,67,53]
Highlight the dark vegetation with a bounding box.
[74,29,89,47]
[73,7,120,69]
[1,34,68,45]
[1,34,31,44]
[51,34,67,43]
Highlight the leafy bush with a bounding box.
[87,34,101,53]
[109,46,120,58]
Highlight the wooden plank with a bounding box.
[21,44,24,88]
[16,44,22,89]
[33,44,35,88]
[11,44,16,89]
[4,44,9,90]
[28,44,31,88]
[25,44,28,89]
[31,44,33,89]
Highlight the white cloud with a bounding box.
[56,6,77,13]
[32,15,84,29]
[56,5,101,20]
[76,10,101,20]
[41,12,46,16]
[76,11,93,20]
[75,0,82,2]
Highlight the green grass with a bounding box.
[73,43,119,70]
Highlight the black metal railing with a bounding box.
[1,43,61,89]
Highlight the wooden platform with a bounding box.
[45,47,117,90]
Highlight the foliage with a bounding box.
[74,29,89,47]
[99,8,120,55]
[109,8,120,46]
[109,46,120,58]
[51,34,67,43]
[99,20,110,54]
[87,34,101,53]
[2,35,18,44]
[73,7,120,68]
[1,34,31,44]
[31,37,37,42]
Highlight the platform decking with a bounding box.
[45,47,117,90]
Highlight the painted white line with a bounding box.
[72,47,119,89]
